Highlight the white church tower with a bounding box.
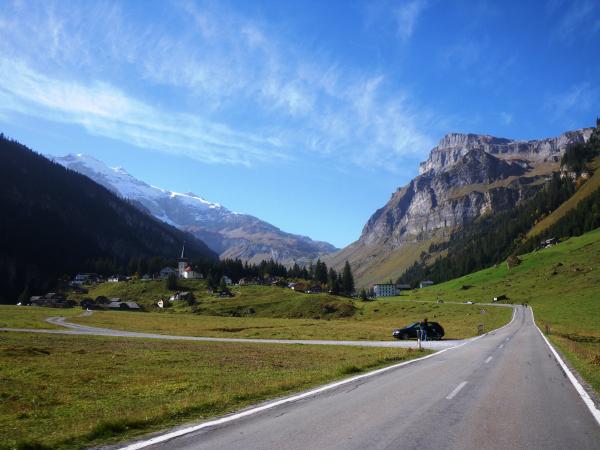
[178,243,187,278]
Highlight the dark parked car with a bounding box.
[392,322,445,340]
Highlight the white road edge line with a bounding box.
[485,356,493,363]
[446,381,468,400]
[531,308,600,427]
[118,308,518,450]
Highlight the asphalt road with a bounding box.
[122,306,600,450]
[0,315,463,349]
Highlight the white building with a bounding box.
[373,283,398,297]
[222,276,233,286]
[419,280,434,288]
[182,265,202,279]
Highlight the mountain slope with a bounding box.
[0,135,217,303]
[52,154,337,266]
[327,127,593,287]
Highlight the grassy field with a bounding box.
[1,281,513,342]
[0,306,81,329]
[68,299,511,341]
[409,227,600,393]
[0,332,426,450]
[51,276,514,341]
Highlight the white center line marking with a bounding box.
[499,344,504,349]
[446,381,468,400]
[485,356,493,363]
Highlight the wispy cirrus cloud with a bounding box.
[363,0,429,44]
[0,0,434,171]
[0,58,286,165]
[395,0,428,42]
[544,82,599,122]
[547,0,600,44]
[499,112,513,125]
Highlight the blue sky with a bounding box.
[0,0,598,248]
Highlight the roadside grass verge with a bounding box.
[0,332,427,450]
[550,335,600,395]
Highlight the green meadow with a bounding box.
[0,332,425,450]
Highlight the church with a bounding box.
[178,244,202,279]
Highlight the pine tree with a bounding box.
[341,261,355,296]
[219,276,227,292]
[315,259,328,284]
[327,268,339,294]
[360,288,368,301]
[18,285,31,304]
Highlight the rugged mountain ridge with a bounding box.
[52,154,337,265]
[328,127,593,287]
[419,129,591,174]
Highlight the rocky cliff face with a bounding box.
[328,128,593,286]
[419,129,592,174]
[52,154,337,266]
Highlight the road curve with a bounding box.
[118,307,600,450]
[0,315,466,349]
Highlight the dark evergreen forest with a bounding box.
[0,135,217,303]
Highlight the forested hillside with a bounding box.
[0,135,217,303]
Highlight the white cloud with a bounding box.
[395,0,428,42]
[544,82,598,121]
[0,58,285,165]
[500,112,513,125]
[0,0,435,172]
[550,0,600,43]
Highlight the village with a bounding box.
[17,245,442,311]
[16,235,557,311]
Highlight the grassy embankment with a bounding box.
[409,227,600,394]
[0,332,425,450]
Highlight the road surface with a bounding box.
[119,306,600,450]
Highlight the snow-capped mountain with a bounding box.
[51,154,337,265]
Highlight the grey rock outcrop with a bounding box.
[329,127,593,286]
[419,129,593,174]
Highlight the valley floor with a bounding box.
[0,331,425,450]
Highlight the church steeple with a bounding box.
[178,243,187,278]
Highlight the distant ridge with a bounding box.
[53,154,338,266]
